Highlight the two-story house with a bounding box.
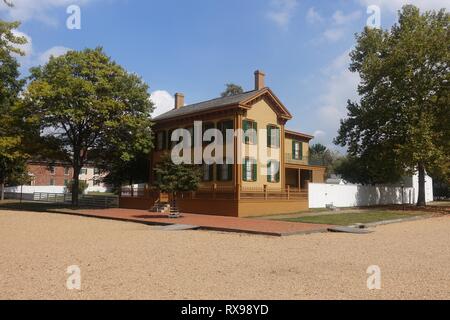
[120,71,325,217]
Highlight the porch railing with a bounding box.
[121,184,308,201]
[285,153,325,166]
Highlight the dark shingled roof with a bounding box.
[153,89,263,121]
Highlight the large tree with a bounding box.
[0,20,28,200]
[101,152,151,194]
[335,5,449,206]
[22,48,154,206]
[220,83,244,97]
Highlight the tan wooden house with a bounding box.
[120,71,325,217]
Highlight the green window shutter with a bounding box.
[253,122,258,145]
[252,160,257,181]
[267,161,272,182]
[242,160,247,181]
[292,141,296,159]
[267,126,272,148]
[300,142,303,160]
[227,164,233,181]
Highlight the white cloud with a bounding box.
[38,46,71,65]
[311,50,360,148]
[322,28,346,42]
[0,0,91,25]
[358,0,449,13]
[267,0,299,29]
[11,30,32,56]
[10,30,33,67]
[317,10,362,44]
[332,10,362,25]
[150,90,174,117]
[306,7,323,24]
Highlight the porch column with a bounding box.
[280,124,285,189]
[234,112,243,200]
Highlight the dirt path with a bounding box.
[0,210,448,299]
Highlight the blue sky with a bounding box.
[1,0,448,151]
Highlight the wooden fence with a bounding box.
[32,192,118,208]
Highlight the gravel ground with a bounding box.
[0,210,449,300]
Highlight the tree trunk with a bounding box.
[0,182,4,201]
[72,166,81,207]
[417,163,426,207]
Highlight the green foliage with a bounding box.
[309,143,343,178]
[0,20,29,193]
[22,47,154,205]
[66,180,88,195]
[220,83,244,97]
[102,152,150,192]
[334,5,449,204]
[153,154,201,194]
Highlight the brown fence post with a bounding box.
[264,184,268,200]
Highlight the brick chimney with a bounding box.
[254,70,265,90]
[174,93,185,109]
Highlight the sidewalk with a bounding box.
[50,208,333,236]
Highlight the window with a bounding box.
[292,141,303,160]
[49,166,56,175]
[168,129,176,149]
[64,167,70,175]
[202,122,215,135]
[218,120,234,136]
[217,163,233,181]
[267,160,280,183]
[49,178,55,186]
[186,126,194,147]
[243,158,257,182]
[80,168,88,175]
[267,125,280,148]
[94,168,100,175]
[243,120,257,145]
[93,179,101,186]
[156,131,166,151]
[202,164,214,182]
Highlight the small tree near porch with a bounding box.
[153,155,202,212]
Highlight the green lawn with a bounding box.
[280,210,425,226]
